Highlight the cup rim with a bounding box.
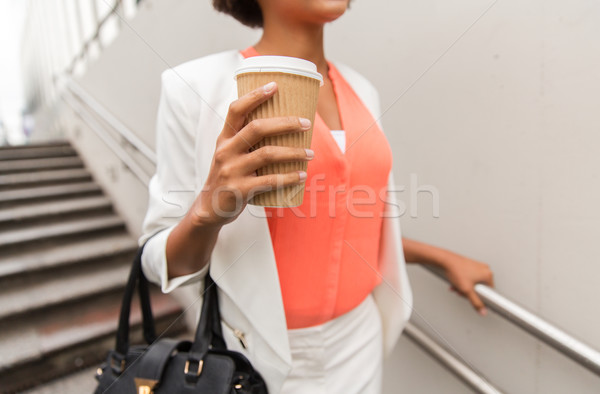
[234,55,324,85]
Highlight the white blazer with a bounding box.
[139,50,413,393]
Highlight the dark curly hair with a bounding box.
[212,0,263,29]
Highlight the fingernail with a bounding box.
[298,171,307,181]
[299,118,311,129]
[263,82,276,94]
[304,149,314,159]
[479,308,487,316]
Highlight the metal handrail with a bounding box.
[65,79,156,165]
[61,91,151,186]
[65,0,123,75]
[405,322,505,394]
[422,265,600,377]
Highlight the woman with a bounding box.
[139,0,495,392]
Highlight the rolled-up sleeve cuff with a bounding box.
[141,225,209,293]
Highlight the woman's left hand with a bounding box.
[443,254,495,316]
[402,238,495,316]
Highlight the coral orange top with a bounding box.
[241,47,393,329]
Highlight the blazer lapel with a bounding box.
[210,204,292,364]
[331,62,413,354]
[373,171,413,355]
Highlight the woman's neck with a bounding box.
[254,20,329,78]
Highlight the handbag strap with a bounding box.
[115,242,227,371]
[187,274,227,362]
[115,244,157,356]
[209,281,227,350]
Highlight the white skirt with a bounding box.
[281,293,383,394]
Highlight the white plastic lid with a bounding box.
[235,55,323,85]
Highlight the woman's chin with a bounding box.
[318,9,348,23]
[314,0,349,21]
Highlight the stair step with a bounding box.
[0,290,185,393]
[0,215,125,250]
[0,140,70,151]
[0,233,138,280]
[0,156,84,174]
[0,182,102,206]
[0,145,77,160]
[0,168,92,190]
[22,366,99,394]
[0,195,113,226]
[0,260,131,321]
[0,139,188,393]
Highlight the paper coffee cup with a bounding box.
[235,56,323,207]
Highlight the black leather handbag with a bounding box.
[94,245,268,394]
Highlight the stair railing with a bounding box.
[60,78,154,186]
[64,79,156,166]
[405,322,504,393]
[422,265,600,377]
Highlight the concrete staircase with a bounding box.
[0,141,187,393]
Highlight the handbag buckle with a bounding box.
[109,353,126,374]
[134,377,158,394]
[184,359,204,377]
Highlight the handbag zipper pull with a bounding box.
[233,329,248,349]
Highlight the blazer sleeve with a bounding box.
[138,69,208,293]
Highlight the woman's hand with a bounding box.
[166,81,313,279]
[402,238,495,316]
[190,81,314,227]
[443,253,495,316]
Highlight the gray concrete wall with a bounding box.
[61,0,600,392]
